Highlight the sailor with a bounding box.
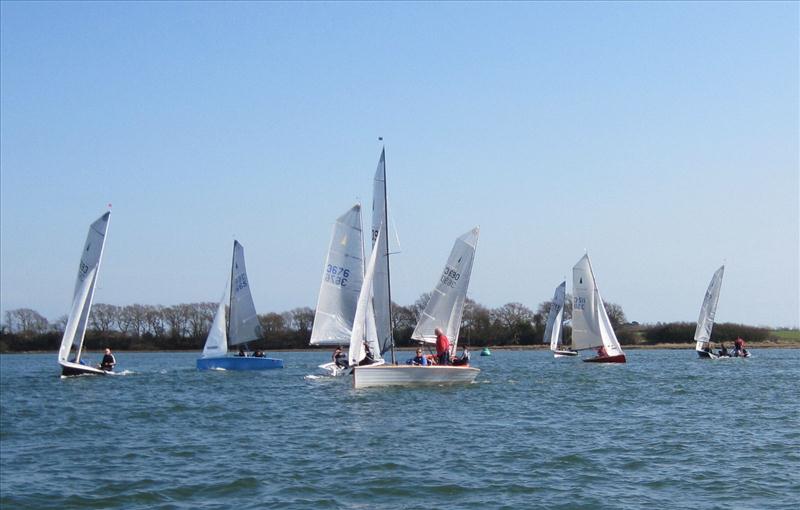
[596,345,608,358]
[99,348,116,371]
[358,342,375,366]
[407,348,428,366]
[718,343,728,357]
[435,328,451,365]
[333,346,348,368]
[253,350,265,358]
[452,346,470,366]
[237,347,246,357]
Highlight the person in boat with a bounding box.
[333,346,348,368]
[733,337,746,356]
[703,343,713,354]
[236,347,246,357]
[452,346,470,366]
[406,348,428,366]
[435,327,451,366]
[596,345,608,358]
[718,343,728,357]
[99,348,116,371]
[358,342,376,366]
[253,350,265,358]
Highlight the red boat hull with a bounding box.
[583,354,627,363]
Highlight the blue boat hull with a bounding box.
[196,356,284,371]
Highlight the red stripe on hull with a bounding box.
[583,354,626,363]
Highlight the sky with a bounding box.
[1,1,798,328]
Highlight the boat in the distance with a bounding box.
[58,211,113,377]
[353,227,481,388]
[480,347,492,356]
[197,241,283,370]
[571,254,626,363]
[694,265,724,359]
[544,281,578,357]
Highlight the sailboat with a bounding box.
[345,227,385,373]
[571,254,627,363]
[353,227,481,388]
[545,281,578,357]
[58,211,112,377]
[196,241,283,370]
[310,204,366,375]
[695,265,725,359]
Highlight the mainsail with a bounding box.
[544,281,566,351]
[694,265,725,351]
[228,241,261,346]
[371,148,393,356]
[349,228,383,366]
[571,254,623,356]
[58,212,111,363]
[411,227,480,351]
[310,204,365,346]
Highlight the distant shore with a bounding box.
[4,340,799,355]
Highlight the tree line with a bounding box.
[0,295,774,353]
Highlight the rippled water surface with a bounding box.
[2,350,799,509]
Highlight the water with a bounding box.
[1,350,798,509]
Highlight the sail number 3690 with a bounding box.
[441,266,461,288]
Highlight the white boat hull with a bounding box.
[352,364,479,388]
[553,349,578,357]
[320,359,386,377]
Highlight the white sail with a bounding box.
[694,265,725,351]
[349,229,383,366]
[371,148,393,355]
[228,241,261,346]
[571,254,623,356]
[58,212,111,363]
[310,204,365,346]
[544,281,566,351]
[411,227,480,351]
[202,282,229,358]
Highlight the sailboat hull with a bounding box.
[197,356,284,371]
[352,364,479,388]
[696,350,719,359]
[554,350,579,357]
[583,354,626,363]
[59,361,109,377]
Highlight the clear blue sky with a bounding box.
[1,1,798,328]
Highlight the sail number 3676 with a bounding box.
[326,265,350,287]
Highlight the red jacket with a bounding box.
[436,332,450,356]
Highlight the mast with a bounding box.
[382,146,396,363]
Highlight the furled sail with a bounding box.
[228,241,261,346]
[371,148,393,355]
[349,228,383,366]
[310,204,365,346]
[411,227,480,351]
[58,212,111,363]
[545,281,566,351]
[694,265,725,351]
[571,254,623,355]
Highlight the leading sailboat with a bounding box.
[197,241,283,370]
[353,227,481,388]
[544,281,578,357]
[58,211,112,377]
[571,254,626,363]
[694,265,725,359]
